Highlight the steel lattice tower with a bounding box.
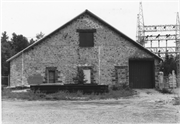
[176,12,180,80]
[136,2,180,57]
[136,2,145,46]
[176,12,180,53]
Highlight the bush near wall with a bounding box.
[2,85,136,100]
[30,84,108,94]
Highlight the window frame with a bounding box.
[46,67,57,83]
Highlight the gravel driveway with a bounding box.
[2,89,180,124]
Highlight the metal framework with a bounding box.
[176,13,180,78]
[136,2,145,46]
[144,25,177,32]
[176,13,180,53]
[136,2,180,57]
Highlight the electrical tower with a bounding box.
[136,2,180,57]
[176,13,180,80]
[136,2,145,46]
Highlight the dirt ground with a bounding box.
[2,89,180,124]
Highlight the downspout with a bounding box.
[98,46,101,84]
[21,52,24,85]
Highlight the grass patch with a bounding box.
[86,89,135,100]
[2,88,46,100]
[2,86,136,101]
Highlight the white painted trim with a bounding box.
[99,46,101,84]
[21,52,24,85]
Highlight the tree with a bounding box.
[29,38,36,45]
[160,54,177,76]
[1,32,9,76]
[1,31,15,83]
[1,31,9,44]
[29,32,45,45]
[73,69,87,84]
[11,33,29,53]
[35,32,44,41]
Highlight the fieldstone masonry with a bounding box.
[9,11,160,87]
[115,66,128,85]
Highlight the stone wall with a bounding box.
[9,13,159,87]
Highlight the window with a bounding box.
[46,67,57,83]
[77,29,96,47]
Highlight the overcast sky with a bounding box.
[1,0,179,41]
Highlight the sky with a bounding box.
[1,0,179,41]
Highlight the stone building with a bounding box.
[7,10,162,88]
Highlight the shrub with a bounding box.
[173,96,180,105]
[2,89,46,100]
[104,89,134,99]
[73,69,87,84]
[86,89,135,100]
[75,91,83,97]
[110,83,130,91]
[86,92,99,100]
[158,88,172,94]
[45,91,69,100]
[10,85,30,90]
[2,87,136,101]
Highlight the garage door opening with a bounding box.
[129,59,155,89]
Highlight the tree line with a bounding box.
[1,31,44,78]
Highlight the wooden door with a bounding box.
[129,60,154,88]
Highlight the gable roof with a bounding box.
[6,9,162,62]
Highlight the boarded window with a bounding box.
[46,67,57,83]
[115,66,128,84]
[77,29,96,47]
[49,70,56,83]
